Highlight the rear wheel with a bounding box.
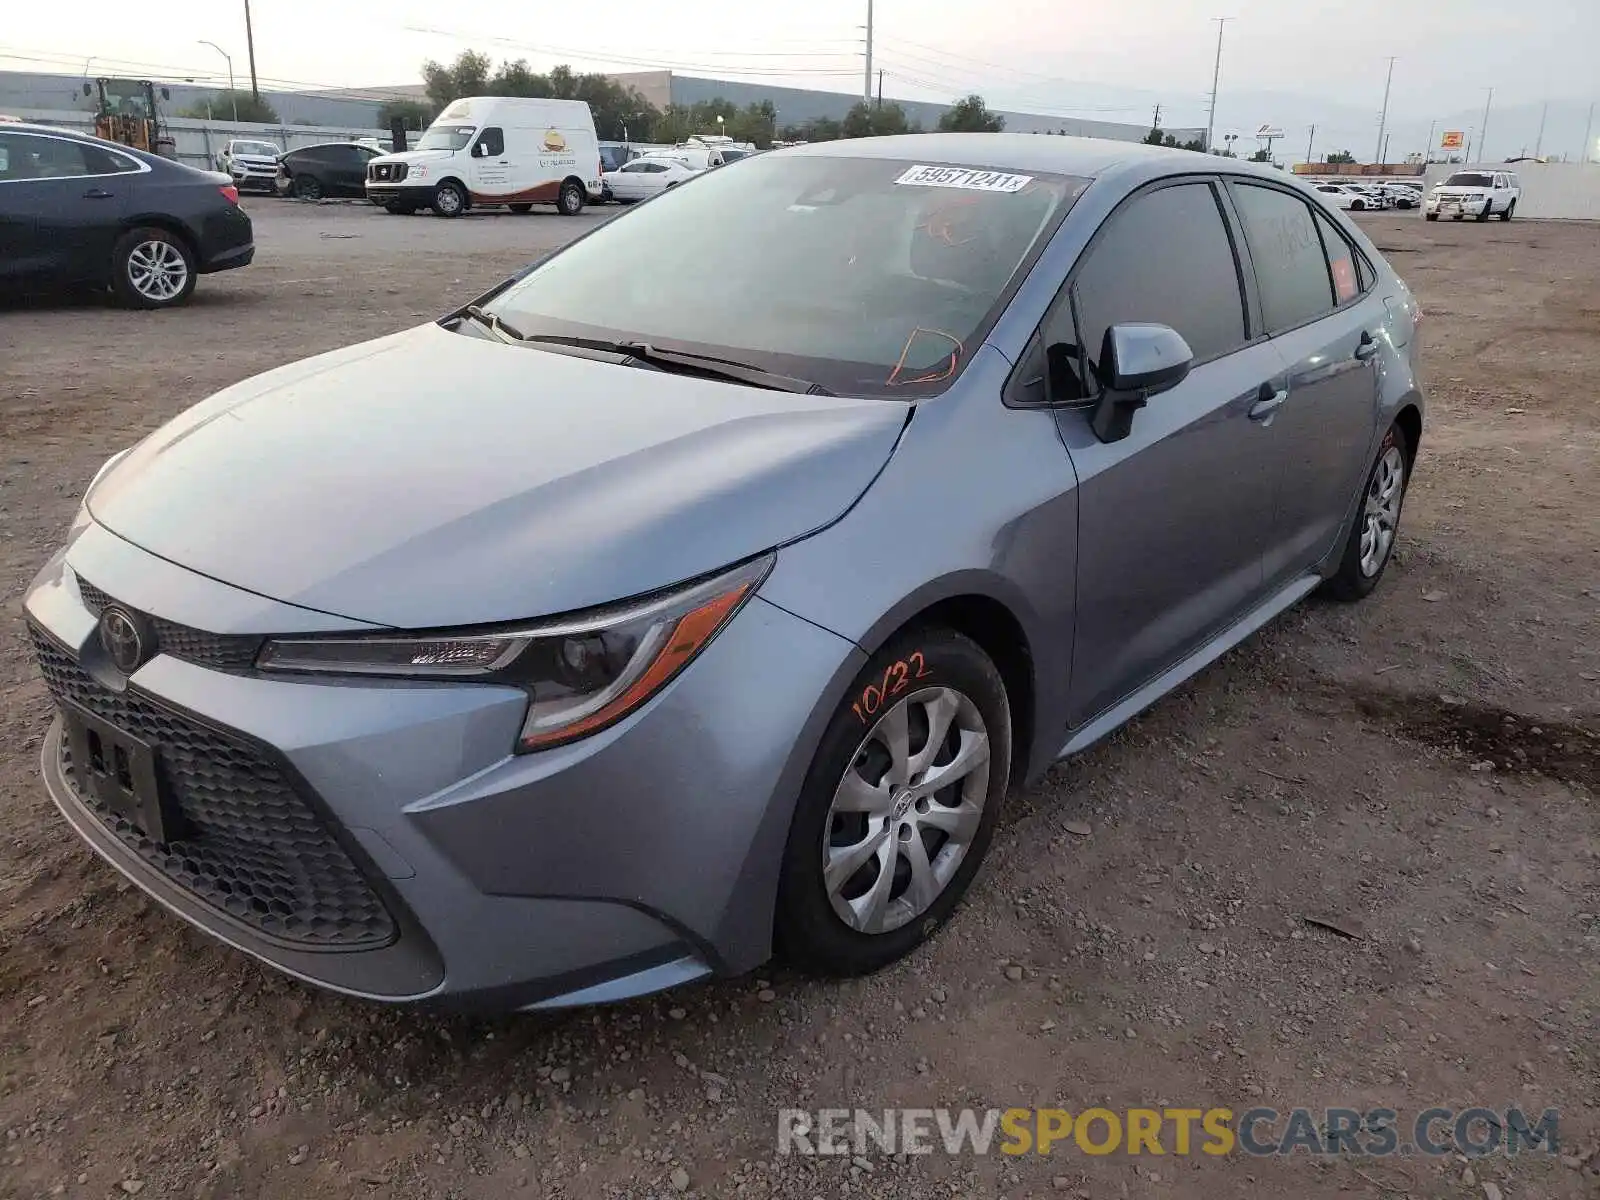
[431,180,466,218]
[1321,422,1410,601]
[1500,200,1516,221]
[1425,212,1439,221]
[556,179,585,216]
[292,174,323,201]
[775,627,1011,975]
[508,202,533,214]
[110,227,196,309]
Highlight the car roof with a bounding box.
[777,132,1288,182]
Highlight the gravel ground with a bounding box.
[1,204,1597,1200]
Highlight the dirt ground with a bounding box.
[1,203,1597,1200]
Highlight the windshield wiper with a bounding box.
[460,304,528,344]
[517,333,834,395]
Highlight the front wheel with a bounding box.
[432,180,466,218]
[1425,212,1439,221]
[1351,199,1366,211]
[292,174,323,201]
[383,200,415,215]
[774,628,1011,976]
[556,179,585,216]
[1321,422,1410,601]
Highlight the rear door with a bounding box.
[1041,177,1286,726]
[1226,181,1382,585]
[0,131,134,285]
[323,145,368,194]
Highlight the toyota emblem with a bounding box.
[98,606,147,674]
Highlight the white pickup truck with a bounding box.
[1425,170,1521,222]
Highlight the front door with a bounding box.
[468,126,509,199]
[0,131,132,286]
[1225,182,1381,584]
[1050,179,1283,727]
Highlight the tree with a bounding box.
[178,90,278,123]
[422,51,491,109]
[778,116,843,143]
[938,94,1004,133]
[841,101,915,138]
[377,98,433,131]
[1326,149,1357,164]
[1145,126,1206,152]
[1248,148,1272,162]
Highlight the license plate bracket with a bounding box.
[61,703,180,845]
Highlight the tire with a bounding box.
[1320,422,1411,602]
[1351,199,1365,211]
[556,179,585,216]
[110,227,197,310]
[383,200,415,215]
[292,174,323,201]
[774,627,1012,976]
[1476,205,1491,222]
[1425,212,1439,221]
[432,180,466,218]
[1500,200,1515,221]
[508,203,533,214]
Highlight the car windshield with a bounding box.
[1444,173,1495,188]
[233,141,278,157]
[485,154,1088,396]
[720,149,750,162]
[416,124,475,152]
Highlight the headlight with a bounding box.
[256,554,773,751]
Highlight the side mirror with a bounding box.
[1090,323,1193,444]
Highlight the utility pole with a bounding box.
[1153,103,1162,133]
[1382,132,1390,164]
[1425,118,1436,163]
[1479,86,1494,163]
[863,0,874,105]
[876,69,883,110]
[1204,17,1231,154]
[1534,101,1548,158]
[1374,56,1396,165]
[1306,123,1315,163]
[243,0,260,103]
[1583,101,1596,164]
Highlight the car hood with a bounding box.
[87,324,907,629]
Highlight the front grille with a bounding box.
[31,625,395,950]
[368,162,406,183]
[76,577,262,672]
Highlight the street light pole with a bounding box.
[1478,86,1494,163]
[1534,101,1548,158]
[863,0,874,105]
[1204,17,1231,154]
[199,41,237,121]
[1374,56,1396,165]
[243,0,260,103]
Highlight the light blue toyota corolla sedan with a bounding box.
[25,134,1422,1010]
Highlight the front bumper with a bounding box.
[24,525,860,1009]
[1425,196,1488,217]
[229,166,279,191]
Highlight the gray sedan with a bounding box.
[25,134,1423,1010]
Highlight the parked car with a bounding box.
[25,135,1422,1009]
[0,122,253,308]
[214,138,280,193]
[1312,183,1359,210]
[1425,170,1520,221]
[597,145,635,203]
[366,96,604,217]
[276,142,384,200]
[1382,183,1421,209]
[602,155,700,202]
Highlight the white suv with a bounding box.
[1425,170,1520,222]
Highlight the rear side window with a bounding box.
[1230,183,1334,332]
[1071,181,1248,381]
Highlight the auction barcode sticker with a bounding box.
[894,165,1033,193]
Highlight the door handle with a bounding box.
[83,188,116,199]
[1248,382,1288,422]
[1354,331,1380,361]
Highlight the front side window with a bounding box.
[1071,180,1248,382]
[486,155,1088,396]
[1230,183,1335,332]
[0,133,103,181]
[476,127,504,157]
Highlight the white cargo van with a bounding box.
[366,97,603,218]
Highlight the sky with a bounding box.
[2,0,1596,160]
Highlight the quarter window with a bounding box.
[1310,208,1366,305]
[1070,181,1248,386]
[1230,183,1335,331]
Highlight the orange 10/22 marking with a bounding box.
[851,651,932,724]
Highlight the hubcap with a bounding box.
[823,686,991,934]
[126,240,188,301]
[1359,444,1405,576]
[438,188,461,213]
